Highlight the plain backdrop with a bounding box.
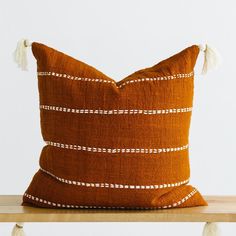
[0,0,235,235]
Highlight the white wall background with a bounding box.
[0,0,235,235]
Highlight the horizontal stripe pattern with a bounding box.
[45,141,189,154]
[24,189,197,209]
[40,105,193,115]
[40,167,189,189]
[37,71,194,88]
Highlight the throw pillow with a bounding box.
[20,42,209,209]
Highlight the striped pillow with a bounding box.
[23,42,207,209]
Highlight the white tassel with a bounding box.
[11,223,26,236]
[202,222,221,236]
[198,44,221,75]
[13,39,31,71]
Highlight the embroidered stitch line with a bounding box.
[37,71,194,88]
[24,189,197,209]
[40,105,193,115]
[40,167,189,189]
[45,141,189,154]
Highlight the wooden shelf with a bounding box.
[1,196,236,222]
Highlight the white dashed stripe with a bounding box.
[24,189,197,209]
[40,105,193,115]
[45,141,189,154]
[40,167,189,189]
[37,71,194,88]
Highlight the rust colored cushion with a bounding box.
[23,42,207,209]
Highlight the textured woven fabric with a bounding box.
[23,42,207,209]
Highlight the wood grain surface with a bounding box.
[0,196,236,222]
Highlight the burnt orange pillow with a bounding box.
[23,42,207,209]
